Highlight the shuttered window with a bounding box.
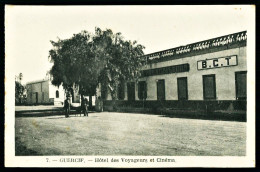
[138,81,147,100]
[203,75,216,100]
[235,71,247,100]
[177,77,188,100]
[157,80,165,101]
[127,82,135,101]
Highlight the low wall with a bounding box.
[103,100,247,121]
[103,100,246,111]
[25,102,55,106]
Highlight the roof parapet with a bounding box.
[144,31,247,61]
[26,79,49,85]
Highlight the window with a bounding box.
[157,79,165,101]
[118,81,125,100]
[138,81,147,100]
[35,92,38,104]
[203,75,216,100]
[56,90,59,98]
[235,71,247,100]
[177,77,188,100]
[127,82,135,101]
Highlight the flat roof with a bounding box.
[143,31,247,63]
[26,79,49,85]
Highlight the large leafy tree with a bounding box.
[94,28,146,100]
[49,27,145,100]
[49,30,105,97]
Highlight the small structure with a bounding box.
[26,79,65,105]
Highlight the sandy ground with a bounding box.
[15,112,246,156]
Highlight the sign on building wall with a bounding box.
[197,55,238,70]
[142,63,190,77]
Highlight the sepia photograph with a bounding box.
[5,5,255,167]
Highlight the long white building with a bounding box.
[100,31,247,112]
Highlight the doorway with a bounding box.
[35,92,38,104]
[127,82,135,101]
[157,79,165,101]
[177,77,188,100]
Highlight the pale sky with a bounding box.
[5,5,254,84]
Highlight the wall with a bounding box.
[138,46,246,101]
[26,80,49,104]
[26,80,65,105]
[99,46,246,102]
[49,82,65,105]
[96,31,247,113]
[41,80,50,103]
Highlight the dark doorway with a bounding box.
[235,71,247,100]
[138,81,147,100]
[35,92,38,104]
[177,77,188,100]
[157,79,165,101]
[203,74,216,100]
[127,82,135,101]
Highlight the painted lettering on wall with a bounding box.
[197,55,237,70]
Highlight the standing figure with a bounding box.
[81,97,89,117]
[64,97,70,118]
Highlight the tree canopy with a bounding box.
[49,27,146,99]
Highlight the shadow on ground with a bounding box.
[15,137,42,156]
[159,112,246,122]
[15,136,62,156]
[46,117,66,119]
[113,107,246,122]
[15,110,94,118]
[16,110,246,122]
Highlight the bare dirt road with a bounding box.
[15,112,246,156]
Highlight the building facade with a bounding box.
[101,31,247,112]
[26,79,65,105]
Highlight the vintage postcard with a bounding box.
[5,5,255,167]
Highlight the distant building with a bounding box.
[100,31,247,112]
[26,79,65,105]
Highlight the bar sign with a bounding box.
[197,55,237,70]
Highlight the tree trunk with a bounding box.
[89,96,92,109]
[80,94,84,103]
